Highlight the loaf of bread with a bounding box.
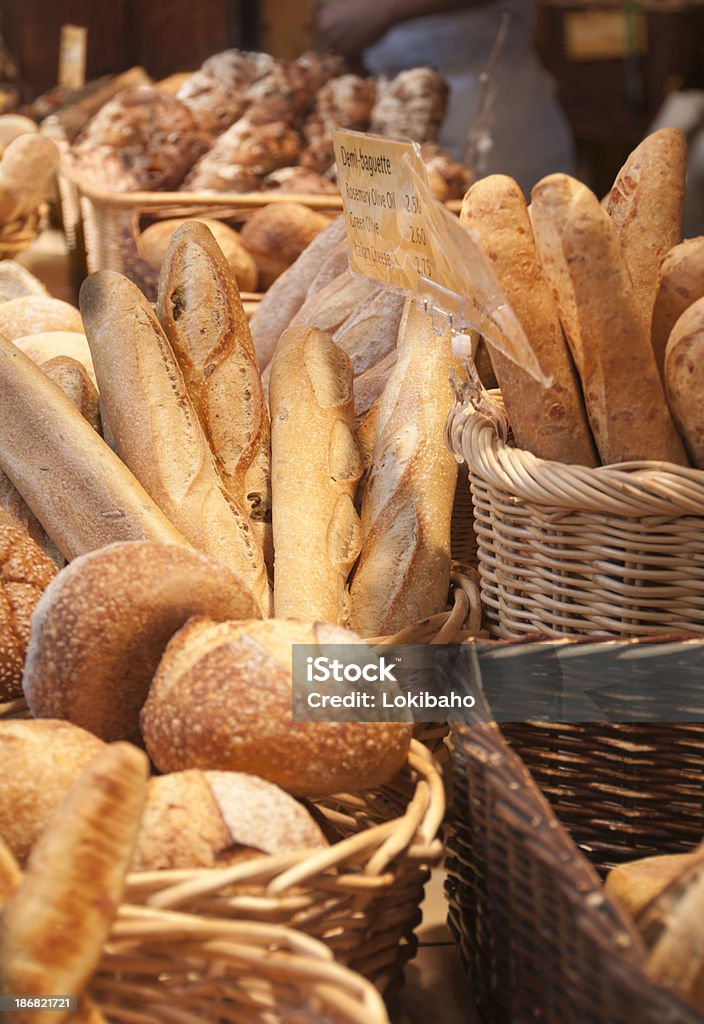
[607,128,686,335]
[652,237,704,380]
[140,617,412,796]
[12,332,96,386]
[0,743,148,1024]
[239,203,330,289]
[531,174,688,466]
[291,270,381,336]
[0,720,105,862]
[249,215,347,368]
[0,297,83,340]
[0,510,57,700]
[134,769,326,870]
[0,113,37,150]
[23,541,261,744]
[80,271,270,613]
[460,175,597,466]
[349,299,457,636]
[0,833,20,908]
[0,262,47,303]
[270,325,362,623]
[157,221,271,522]
[664,297,704,467]
[605,851,701,922]
[138,217,258,293]
[0,337,188,561]
[0,134,59,221]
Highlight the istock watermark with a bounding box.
[291,638,704,724]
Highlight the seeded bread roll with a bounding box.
[0,338,188,561]
[157,221,271,521]
[652,237,704,380]
[0,297,83,340]
[270,325,362,623]
[140,617,412,796]
[664,297,704,467]
[531,174,688,466]
[23,541,261,744]
[80,270,270,614]
[249,215,347,368]
[607,128,686,335]
[133,769,327,870]
[239,203,330,289]
[349,298,457,637]
[460,175,597,466]
[0,720,105,862]
[138,217,258,293]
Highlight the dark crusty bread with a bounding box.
[664,296,704,467]
[652,237,704,381]
[238,202,331,289]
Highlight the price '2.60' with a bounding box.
[409,224,427,246]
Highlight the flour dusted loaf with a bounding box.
[652,237,704,380]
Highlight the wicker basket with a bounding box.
[91,907,391,1024]
[446,387,704,639]
[446,715,704,1024]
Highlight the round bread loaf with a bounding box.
[0,297,83,341]
[0,114,37,151]
[133,768,327,870]
[239,203,331,289]
[140,617,413,796]
[11,331,96,387]
[0,262,47,304]
[22,541,261,744]
[138,218,258,292]
[0,719,105,862]
[0,509,57,699]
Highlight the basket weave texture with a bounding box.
[0,204,44,258]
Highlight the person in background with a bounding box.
[317,0,575,196]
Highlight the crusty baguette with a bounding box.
[461,175,597,466]
[349,298,457,636]
[607,127,686,335]
[605,852,700,923]
[0,337,188,560]
[664,297,704,467]
[80,271,271,615]
[354,349,398,421]
[652,237,704,380]
[0,743,148,1024]
[157,220,271,521]
[531,174,688,466]
[270,325,363,623]
[291,269,381,335]
[250,214,347,369]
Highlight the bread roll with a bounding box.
[141,617,412,796]
[0,509,57,699]
[41,356,100,434]
[250,215,347,368]
[23,541,261,744]
[652,237,704,380]
[531,173,688,466]
[270,325,362,623]
[0,261,47,303]
[80,270,270,614]
[460,175,597,466]
[0,114,37,150]
[0,338,187,561]
[664,297,704,467]
[133,769,326,870]
[0,296,83,340]
[138,217,258,293]
[12,331,96,386]
[0,743,148,1024]
[607,127,686,334]
[605,852,700,922]
[0,134,59,221]
[350,299,457,636]
[157,221,270,521]
[0,720,105,862]
[239,203,330,289]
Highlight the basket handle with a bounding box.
[445,347,509,462]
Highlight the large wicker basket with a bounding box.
[91,908,391,1024]
[446,713,704,1024]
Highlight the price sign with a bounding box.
[58,25,87,90]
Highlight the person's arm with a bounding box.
[317,0,488,61]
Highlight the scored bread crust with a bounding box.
[22,541,261,743]
[460,174,597,466]
[269,325,362,624]
[664,297,704,468]
[80,270,271,614]
[157,220,271,522]
[652,237,704,381]
[531,173,688,466]
[349,298,457,637]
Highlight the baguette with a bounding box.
[607,128,686,334]
[157,220,271,521]
[531,174,688,466]
[269,325,362,623]
[80,271,271,615]
[291,269,381,335]
[349,298,457,636]
[0,337,188,560]
[652,237,704,380]
[664,297,704,467]
[250,214,347,368]
[460,175,597,466]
